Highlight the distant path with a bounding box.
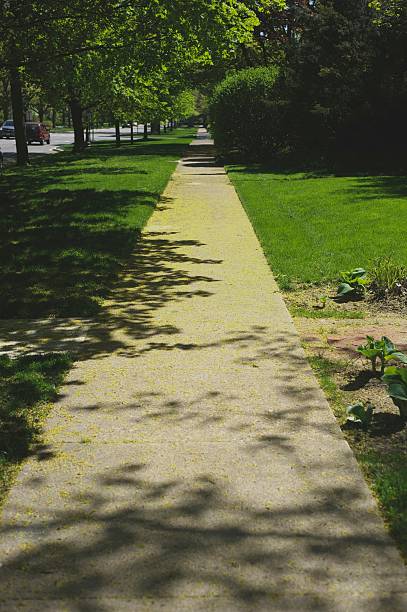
[0,129,405,611]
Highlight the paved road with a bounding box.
[0,125,150,163]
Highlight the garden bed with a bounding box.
[287,284,407,560]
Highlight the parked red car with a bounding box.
[25,122,51,145]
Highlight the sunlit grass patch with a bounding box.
[290,306,365,320]
[228,167,407,286]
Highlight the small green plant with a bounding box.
[345,402,375,430]
[370,257,407,299]
[314,295,328,309]
[336,268,369,299]
[357,336,407,374]
[276,273,293,291]
[382,366,407,422]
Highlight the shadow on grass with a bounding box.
[338,175,407,202]
[0,187,152,318]
[228,165,407,196]
[0,138,225,360]
[0,352,72,501]
[0,138,191,319]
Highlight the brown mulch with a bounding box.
[286,285,407,456]
[328,329,407,357]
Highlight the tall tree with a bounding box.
[0,0,124,163]
[1,0,273,162]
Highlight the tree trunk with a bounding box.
[143,124,148,140]
[115,120,121,147]
[69,98,85,152]
[2,77,10,122]
[151,119,161,135]
[130,121,134,144]
[241,44,254,68]
[10,67,29,166]
[38,103,44,123]
[67,107,71,127]
[52,109,56,128]
[260,38,268,66]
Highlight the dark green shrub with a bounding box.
[209,66,281,159]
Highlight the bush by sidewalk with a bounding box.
[209,67,281,159]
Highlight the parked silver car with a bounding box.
[1,120,15,139]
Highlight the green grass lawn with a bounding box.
[228,167,407,286]
[359,451,407,559]
[50,124,112,133]
[0,128,195,318]
[0,353,72,506]
[48,126,74,133]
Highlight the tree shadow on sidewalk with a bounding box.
[0,456,404,611]
[1,140,406,608]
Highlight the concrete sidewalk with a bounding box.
[0,130,405,611]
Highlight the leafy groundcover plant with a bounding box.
[345,402,375,430]
[336,268,369,299]
[357,336,407,374]
[382,366,407,422]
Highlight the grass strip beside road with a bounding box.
[0,353,72,507]
[0,129,195,318]
[228,167,407,288]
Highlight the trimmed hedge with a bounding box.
[209,66,282,159]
